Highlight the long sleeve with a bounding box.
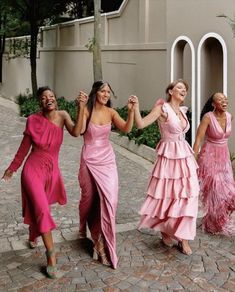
[8,134,32,172]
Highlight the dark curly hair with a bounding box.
[200,94,215,121]
[37,86,53,100]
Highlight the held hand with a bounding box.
[2,169,13,181]
[127,95,139,111]
[76,91,88,107]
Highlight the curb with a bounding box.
[110,131,156,163]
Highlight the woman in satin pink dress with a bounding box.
[193,93,235,235]
[76,81,136,269]
[133,79,199,255]
[2,86,81,278]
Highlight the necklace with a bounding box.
[169,103,181,117]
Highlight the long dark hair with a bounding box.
[82,80,114,134]
[200,94,215,121]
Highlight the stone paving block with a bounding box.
[6,262,22,270]
[0,238,11,252]
[11,240,28,251]
[1,100,235,291]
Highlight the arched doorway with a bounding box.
[197,33,227,124]
[171,36,195,144]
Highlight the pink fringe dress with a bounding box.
[139,102,199,241]
[78,122,118,269]
[8,113,67,240]
[197,111,235,235]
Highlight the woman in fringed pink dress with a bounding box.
[76,81,136,269]
[193,93,235,235]
[2,86,81,278]
[134,79,199,255]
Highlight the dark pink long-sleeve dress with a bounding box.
[8,112,67,239]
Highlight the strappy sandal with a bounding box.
[178,241,192,255]
[93,236,111,267]
[45,249,57,279]
[161,232,173,247]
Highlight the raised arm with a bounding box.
[134,97,163,129]
[193,114,210,157]
[111,96,136,133]
[63,91,89,137]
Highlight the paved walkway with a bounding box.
[0,97,235,291]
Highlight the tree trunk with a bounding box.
[0,14,6,83]
[29,0,38,97]
[93,0,102,81]
[30,27,38,97]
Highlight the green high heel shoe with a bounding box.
[45,249,57,279]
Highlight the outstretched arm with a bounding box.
[111,95,137,133]
[2,134,32,181]
[193,114,210,158]
[134,97,162,129]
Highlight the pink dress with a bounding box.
[78,122,118,269]
[8,113,66,239]
[197,111,235,235]
[139,102,199,241]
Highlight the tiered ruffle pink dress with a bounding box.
[8,113,66,240]
[197,111,235,235]
[78,122,118,269]
[139,102,199,241]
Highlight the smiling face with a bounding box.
[96,84,111,105]
[213,93,228,112]
[169,82,188,102]
[40,89,57,111]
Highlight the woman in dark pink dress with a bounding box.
[193,92,235,235]
[2,86,81,278]
[76,81,136,269]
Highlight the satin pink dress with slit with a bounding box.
[197,111,235,235]
[8,113,66,240]
[138,101,199,241]
[78,122,118,269]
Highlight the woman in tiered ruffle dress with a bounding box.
[193,93,235,235]
[134,79,199,255]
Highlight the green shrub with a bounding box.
[115,106,161,149]
[17,93,39,117]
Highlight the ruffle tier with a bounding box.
[139,196,198,241]
[139,196,198,219]
[152,155,198,179]
[147,175,199,199]
[156,140,194,159]
[147,154,199,199]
